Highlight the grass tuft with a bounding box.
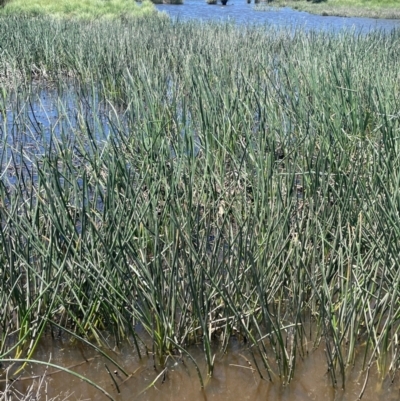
[0,0,156,18]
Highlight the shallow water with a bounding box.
[156,0,400,32]
[0,86,117,188]
[5,336,400,401]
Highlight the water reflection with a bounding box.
[0,85,117,189]
[156,0,400,32]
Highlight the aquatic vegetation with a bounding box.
[0,15,400,398]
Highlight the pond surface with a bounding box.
[0,86,198,187]
[0,86,118,186]
[6,336,400,401]
[156,0,400,32]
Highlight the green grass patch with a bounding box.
[267,0,400,19]
[0,0,156,19]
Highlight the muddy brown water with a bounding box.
[4,335,400,401]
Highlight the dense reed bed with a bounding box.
[1,15,400,396]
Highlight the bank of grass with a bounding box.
[265,0,400,19]
[0,15,400,398]
[0,0,156,18]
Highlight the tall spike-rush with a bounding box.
[0,14,400,398]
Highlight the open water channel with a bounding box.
[1,3,400,401]
[156,0,400,31]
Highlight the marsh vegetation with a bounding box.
[1,14,400,399]
[0,0,156,18]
